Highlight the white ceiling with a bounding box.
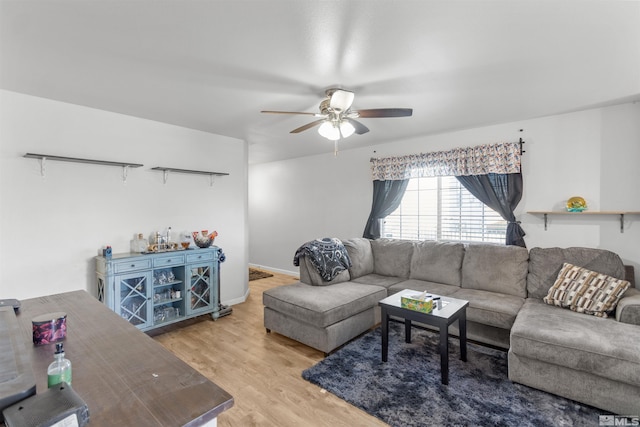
[2,1,639,164]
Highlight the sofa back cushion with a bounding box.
[527,247,626,300]
[299,256,351,286]
[343,238,374,279]
[370,239,414,278]
[461,243,529,298]
[409,240,464,286]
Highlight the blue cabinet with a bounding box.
[96,247,223,331]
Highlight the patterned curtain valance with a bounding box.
[371,141,521,181]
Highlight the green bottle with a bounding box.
[47,342,72,387]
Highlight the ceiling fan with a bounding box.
[261,88,413,141]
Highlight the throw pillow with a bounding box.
[543,263,631,318]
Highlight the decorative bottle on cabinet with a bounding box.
[130,233,148,253]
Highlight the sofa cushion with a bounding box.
[300,256,351,286]
[370,239,414,278]
[343,238,374,279]
[543,263,630,318]
[263,281,387,328]
[527,247,626,300]
[510,299,640,387]
[409,240,464,286]
[461,243,529,298]
[451,288,524,330]
[351,274,406,289]
[388,279,461,297]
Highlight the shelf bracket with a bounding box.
[122,165,129,184]
[620,214,625,233]
[39,156,46,178]
[543,213,548,231]
[162,170,169,185]
[210,174,215,187]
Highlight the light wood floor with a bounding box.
[154,271,388,427]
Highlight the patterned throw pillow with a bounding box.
[543,263,631,318]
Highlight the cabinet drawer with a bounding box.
[114,259,152,273]
[153,254,186,267]
[187,252,215,263]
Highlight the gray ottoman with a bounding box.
[263,281,387,354]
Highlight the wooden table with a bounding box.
[9,290,233,426]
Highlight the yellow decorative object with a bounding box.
[566,196,587,212]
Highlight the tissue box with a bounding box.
[401,293,433,314]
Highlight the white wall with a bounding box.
[249,102,640,277]
[0,90,249,303]
[249,149,374,275]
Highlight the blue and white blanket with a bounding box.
[293,237,352,281]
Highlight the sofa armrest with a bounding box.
[616,288,640,325]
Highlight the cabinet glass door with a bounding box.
[188,264,213,315]
[115,271,152,329]
[152,266,185,325]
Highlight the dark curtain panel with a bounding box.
[456,173,526,247]
[363,179,409,239]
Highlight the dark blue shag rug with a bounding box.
[302,322,605,426]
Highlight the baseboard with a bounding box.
[222,286,250,307]
[248,263,299,278]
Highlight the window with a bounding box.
[382,176,506,243]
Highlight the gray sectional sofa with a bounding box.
[262,238,640,414]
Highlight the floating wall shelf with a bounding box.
[527,211,640,233]
[151,167,229,185]
[24,153,143,181]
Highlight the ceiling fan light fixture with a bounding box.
[262,88,411,147]
[329,89,355,112]
[318,121,340,140]
[339,120,355,138]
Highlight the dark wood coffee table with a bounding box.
[379,289,469,385]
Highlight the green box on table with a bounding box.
[401,293,433,313]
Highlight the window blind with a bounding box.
[383,176,506,243]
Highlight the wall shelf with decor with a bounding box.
[527,211,640,233]
[151,166,229,185]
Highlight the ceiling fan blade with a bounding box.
[329,89,355,112]
[344,118,369,135]
[355,108,413,118]
[290,119,325,134]
[261,110,320,116]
